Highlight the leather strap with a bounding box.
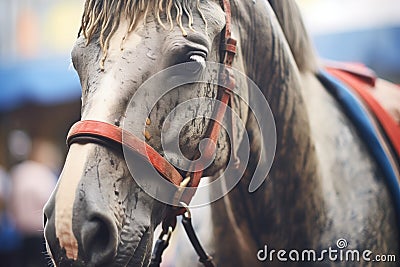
[181,212,215,267]
[179,0,237,203]
[67,120,183,186]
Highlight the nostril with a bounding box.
[88,218,109,251]
[81,214,117,265]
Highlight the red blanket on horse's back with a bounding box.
[325,63,400,162]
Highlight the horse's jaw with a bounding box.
[44,215,154,267]
[114,222,153,267]
[43,143,163,267]
[44,226,153,267]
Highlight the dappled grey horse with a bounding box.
[43,0,399,266]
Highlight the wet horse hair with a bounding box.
[80,0,207,69]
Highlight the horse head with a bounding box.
[44,0,400,266]
[43,1,252,266]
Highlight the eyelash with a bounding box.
[166,45,208,67]
[189,54,206,67]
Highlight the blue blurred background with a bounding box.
[298,0,400,83]
[0,1,83,265]
[0,0,83,168]
[1,0,399,116]
[0,0,82,113]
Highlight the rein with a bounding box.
[67,0,237,266]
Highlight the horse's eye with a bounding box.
[189,54,206,67]
[186,54,206,74]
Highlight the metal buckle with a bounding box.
[172,177,191,206]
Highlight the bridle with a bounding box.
[67,1,237,266]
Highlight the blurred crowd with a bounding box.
[0,130,60,267]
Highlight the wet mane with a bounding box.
[80,0,206,69]
[268,0,318,73]
[80,0,318,72]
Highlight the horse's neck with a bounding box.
[210,1,326,263]
[234,0,323,200]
